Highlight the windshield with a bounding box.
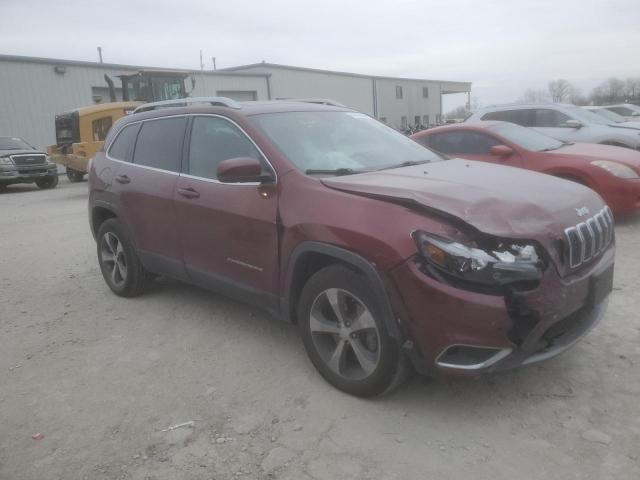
[0,137,33,150]
[250,111,442,174]
[488,122,564,151]
[588,108,625,123]
[564,106,609,125]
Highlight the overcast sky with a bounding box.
[2,0,639,111]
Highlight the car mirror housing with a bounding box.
[561,119,583,129]
[217,157,273,183]
[490,145,514,156]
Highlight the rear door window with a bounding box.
[430,132,463,154]
[133,117,187,172]
[533,109,570,127]
[430,131,498,154]
[107,123,140,161]
[187,116,262,180]
[482,109,534,127]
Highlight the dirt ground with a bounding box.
[1,178,639,480]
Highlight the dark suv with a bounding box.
[88,97,615,397]
[0,136,58,191]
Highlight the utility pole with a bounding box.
[212,57,217,70]
[199,50,204,70]
[97,46,103,64]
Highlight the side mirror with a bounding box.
[490,145,514,157]
[561,119,583,129]
[217,157,273,183]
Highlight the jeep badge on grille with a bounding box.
[576,206,590,217]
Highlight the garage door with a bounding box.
[216,90,257,101]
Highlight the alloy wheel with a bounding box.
[100,232,128,288]
[309,288,381,381]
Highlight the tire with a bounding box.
[0,184,6,193]
[36,174,59,189]
[66,168,85,183]
[298,264,402,397]
[96,218,152,297]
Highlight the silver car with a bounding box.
[584,106,640,130]
[467,103,640,149]
[600,104,640,122]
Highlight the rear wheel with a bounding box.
[36,175,58,189]
[97,219,152,297]
[66,168,85,183]
[298,265,403,397]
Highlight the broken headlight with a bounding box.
[412,231,543,287]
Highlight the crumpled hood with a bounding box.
[322,159,605,239]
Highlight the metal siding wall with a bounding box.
[0,60,268,149]
[375,79,441,129]
[231,66,375,115]
[190,73,269,99]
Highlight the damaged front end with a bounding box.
[392,225,614,375]
[411,231,544,294]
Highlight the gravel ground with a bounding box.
[1,179,639,480]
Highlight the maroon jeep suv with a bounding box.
[88,98,615,397]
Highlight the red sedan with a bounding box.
[411,121,640,214]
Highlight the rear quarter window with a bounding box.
[107,123,140,161]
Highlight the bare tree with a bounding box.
[590,77,626,104]
[445,105,469,120]
[624,77,640,102]
[568,86,588,106]
[548,79,572,103]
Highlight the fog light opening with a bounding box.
[435,344,512,370]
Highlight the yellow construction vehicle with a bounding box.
[48,70,194,182]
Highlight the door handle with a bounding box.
[115,174,130,184]
[177,187,200,199]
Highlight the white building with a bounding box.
[220,62,471,131]
[0,54,470,150]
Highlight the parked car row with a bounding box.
[87,97,616,396]
[411,120,640,214]
[467,103,640,149]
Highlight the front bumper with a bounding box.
[0,164,58,184]
[390,245,615,376]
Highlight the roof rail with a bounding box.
[133,96,241,114]
[286,98,346,107]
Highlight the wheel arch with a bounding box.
[282,242,401,339]
[91,203,117,240]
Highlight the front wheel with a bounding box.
[66,168,85,183]
[36,175,59,189]
[298,265,403,397]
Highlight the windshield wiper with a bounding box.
[305,168,358,176]
[377,159,432,171]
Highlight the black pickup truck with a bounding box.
[0,136,58,191]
